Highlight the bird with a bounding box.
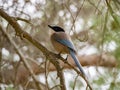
[48,25,85,76]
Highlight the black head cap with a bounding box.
[48,25,65,32]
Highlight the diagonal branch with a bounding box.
[0,9,66,90]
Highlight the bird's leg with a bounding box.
[65,54,69,60]
[58,52,62,56]
[57,52,68,61]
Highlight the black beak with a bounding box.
[48,25,53,29]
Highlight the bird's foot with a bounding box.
[15,32,25,40]
[65,55,69,60]
[57,52,62,57]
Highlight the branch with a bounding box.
[0,9,93,90]
[0,25,42,90]
[12,17,32,25]
[0,9,66,90]
[106,0,120,27]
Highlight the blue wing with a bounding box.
[56,39,85,75]
[54,35,85,75]
[55,39,76,52]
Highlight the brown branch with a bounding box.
[0,9,66,90]
[0,25,42,90]
[37,54,116,73]
[12,17,32,25]
[0,29,3,83]
[1,53,116,83]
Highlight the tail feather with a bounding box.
[69,50,85,76]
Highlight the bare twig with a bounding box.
[12,17,32,25]
[106,0,120,27]
[0,27,3,83]
[70,0,86,31]
[64,0,86,34]
[0,25,42,90]
[45,60,50,90]
[87,0,102,14]
[73,75,79,90]
[61,58,92,90]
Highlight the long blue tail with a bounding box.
[69,49,85,76]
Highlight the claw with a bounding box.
[65,55,69,60]
[58,52,62,57]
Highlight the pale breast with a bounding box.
[50,32,70,54]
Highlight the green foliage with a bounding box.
[109,82,120,90]
[5,86,16,90]
[114,46,120,62]
[93,77,105,85]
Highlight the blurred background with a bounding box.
[0,0,120,90]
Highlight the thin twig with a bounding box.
[56,55,92,90]
[106,0,120,27]
[12,17,32,25]
[64,0,86,34]
[70,0,86,31]
[87,0,102,14]
[0,25,42,90]
[45,60,50,90]
[73,75,79,90]
[50,84,62,90]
